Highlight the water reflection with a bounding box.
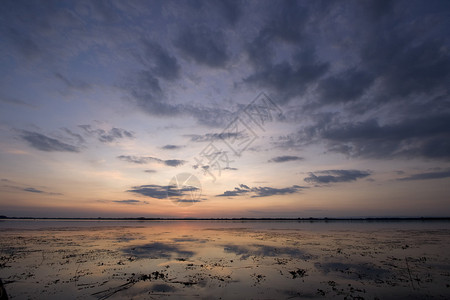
[122,242,195,259]
[0,220,449,299]
[223,244,312,260]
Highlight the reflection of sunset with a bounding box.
[1,220,449,298]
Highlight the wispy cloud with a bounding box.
[20,130,79,152]
[269,155,304,163]
[118,155,185,167]
[0,96,37,108]
[217,184,305,198]
[23,187,44,193]
[79,125,134,143]
[161,144,184,150]
[0,180,63,196]
[112,199,149,205]
[304,170,371,184]
[397,170,450,181]
[174,25,229,68]
[127,184,200,199]
[184,132,244,142]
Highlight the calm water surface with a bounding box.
[0,220,449,299]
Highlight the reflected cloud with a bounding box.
[223,244,312,260]
[122,242,195,259]
[315,262,390,280]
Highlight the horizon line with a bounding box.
[1,216,450,221]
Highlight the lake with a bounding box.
[1,219,449,299]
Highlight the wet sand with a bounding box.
[0,220,449,299]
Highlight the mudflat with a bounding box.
[0,220,449,299]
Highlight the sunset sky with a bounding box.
[1,0,449,218]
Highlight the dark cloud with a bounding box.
[144,169,157,173]
[208,0,242,25]
[55,73,91,91]
[127,184,168,199]
[174,25,229,68]
[112,200,149,205]
[124,71,232,127]
[0,96,36,108]
[185,132,244,142]
[2,26,41,60]
[118,155,186,167]
[217,184,305,198]
[161,144,184,150]
[360,25,450,103]
[397,170,450,181]
[22,187,61,195]
[269,155,303,163]
[23,187,44,193]
[245,47,329,103]
[62,128,85,144]
[317,69,374,104]
[304,170,371,184]
[117,155,155,164]
[139,40,180,81]
[164,159,185,167]
[223,167,238,171]
[321,114,450,159]
[241,0,449,165]
[20,130,79,152]
[79,125,134,143]
[127,184,199,199]
[279,111,450,160]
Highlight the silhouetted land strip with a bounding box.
[1,216,449,221]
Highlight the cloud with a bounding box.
[174,25,229,68]
[55,72,91,91]
[112,199,149,205]
[23,187,44,193]
[22,187,61,195]
[123,68,232,127]
[321,114,450,160]
[279,111,450,160]
[0,96,36,108]
[79,125,134,143]
[304,170,371,184]
[127,184,168,199]
[397,170,450,181]
[61,128,85,144]
[217,184,305,198]
[244,50,329,103]
[161,144,184,150]
[185,132,244,142]
[269,155,303,163]
[2,26,41,60]
[207,0,242,25]
[117,155,155,164]
[20,130,79,152]
[127,184,200,199]
[139,40,180,81]
[317,68,374,104]
[117,155,186,167]
[224,167,238,171]
[144,169,157,173]
[164,159,185,167]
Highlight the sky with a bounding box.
[0,0,449,218]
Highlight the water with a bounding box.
[1,220,449,299]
